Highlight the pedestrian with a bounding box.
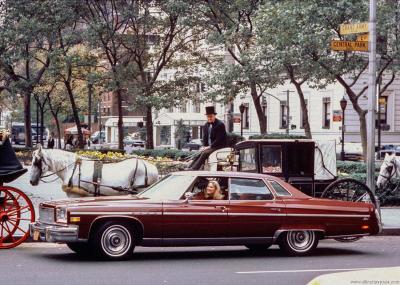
[65,135,73,150]
[187,106,227,170]
[47,132,55,149]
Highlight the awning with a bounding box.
[104,117,144,127]
[64,126,91,135]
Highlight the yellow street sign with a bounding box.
[340,22,369,35]
[330,40,368,52]
[356,33,369,42]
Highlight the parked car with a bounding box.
[378,145,400,158]
[30,171,381,260]
[182,139,203,151]
[123,138,145,148]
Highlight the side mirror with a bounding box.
[184,192,194,202]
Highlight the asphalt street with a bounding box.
[0,236,399,285]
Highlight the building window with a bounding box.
[160,126,171,145]
[376,96,389,130]
[280,101,288,129]
[180,101,187,113]
[322,97,331,129]
[196,82,206,93]
[193,100,201,113]
[300,99,308,129]
[167,106,173,113]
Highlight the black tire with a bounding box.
[66,242,93,256]
[278,230,319,256]
[245,244,272,251]
[321,178,377,207]
[90,221,135,260]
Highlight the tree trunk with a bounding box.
[250,81,267,134]
[40,106,45,145]
[146,106,154,149]
[292,82,312,138]
[358,111,368,160]
[55,115,62,149]
[116,88,124,150]
[24,91,32,147]
[47,98,62,149]
[64,80,84,149]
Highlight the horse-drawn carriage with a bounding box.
[204,139,375,205]
[0,132,35,249]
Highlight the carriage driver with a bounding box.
[187,106,227,170]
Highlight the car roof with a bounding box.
[171,171,276,180]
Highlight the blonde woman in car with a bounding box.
[202,180,224,200]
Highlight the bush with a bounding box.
[131,149,193,161]
[249,133,307,140]
[227,132,244,147]
[337,161,382,174]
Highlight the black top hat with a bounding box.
[205,106,217,115]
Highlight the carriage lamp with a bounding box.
[56,207,68,223]
[340,97,348,161]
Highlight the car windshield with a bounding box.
[137,174,195,200]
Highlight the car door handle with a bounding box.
[215,206,227,212]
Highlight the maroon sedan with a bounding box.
[30,171,381,260]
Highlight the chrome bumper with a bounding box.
[29,222,79,243]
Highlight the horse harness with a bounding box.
[67,157,150,196]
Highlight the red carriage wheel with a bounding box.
[0,186,35,249]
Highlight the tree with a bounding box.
[198,0,280,134]
[81,0,207,149]
[0,0,60,147]
[256,0,400,157]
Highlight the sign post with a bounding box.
[366,0,377,196]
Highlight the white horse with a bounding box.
[29,145,159,197]
[377,153,400,189]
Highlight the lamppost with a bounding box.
[239,103,246,137]
[340,96,348,161]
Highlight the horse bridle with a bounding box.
[33,155,75,183]
[379,160,397,182]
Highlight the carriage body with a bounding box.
[211,139,340,197]
[0,132,35,249]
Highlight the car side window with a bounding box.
[183,177,229,200]
[269,181,292,196]
[230,178,273,200]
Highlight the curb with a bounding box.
[379,227,400,236]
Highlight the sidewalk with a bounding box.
[380,208,400,236]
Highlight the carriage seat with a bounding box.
[0,137,27,184]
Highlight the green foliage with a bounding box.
[227,132,244,147]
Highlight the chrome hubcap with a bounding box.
[101,225,132,257]
[287,231,314,252]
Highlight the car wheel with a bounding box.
[245,244,272,251]
[279,230,319,256]
[66,242,93,256]
[91,221,135,260]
